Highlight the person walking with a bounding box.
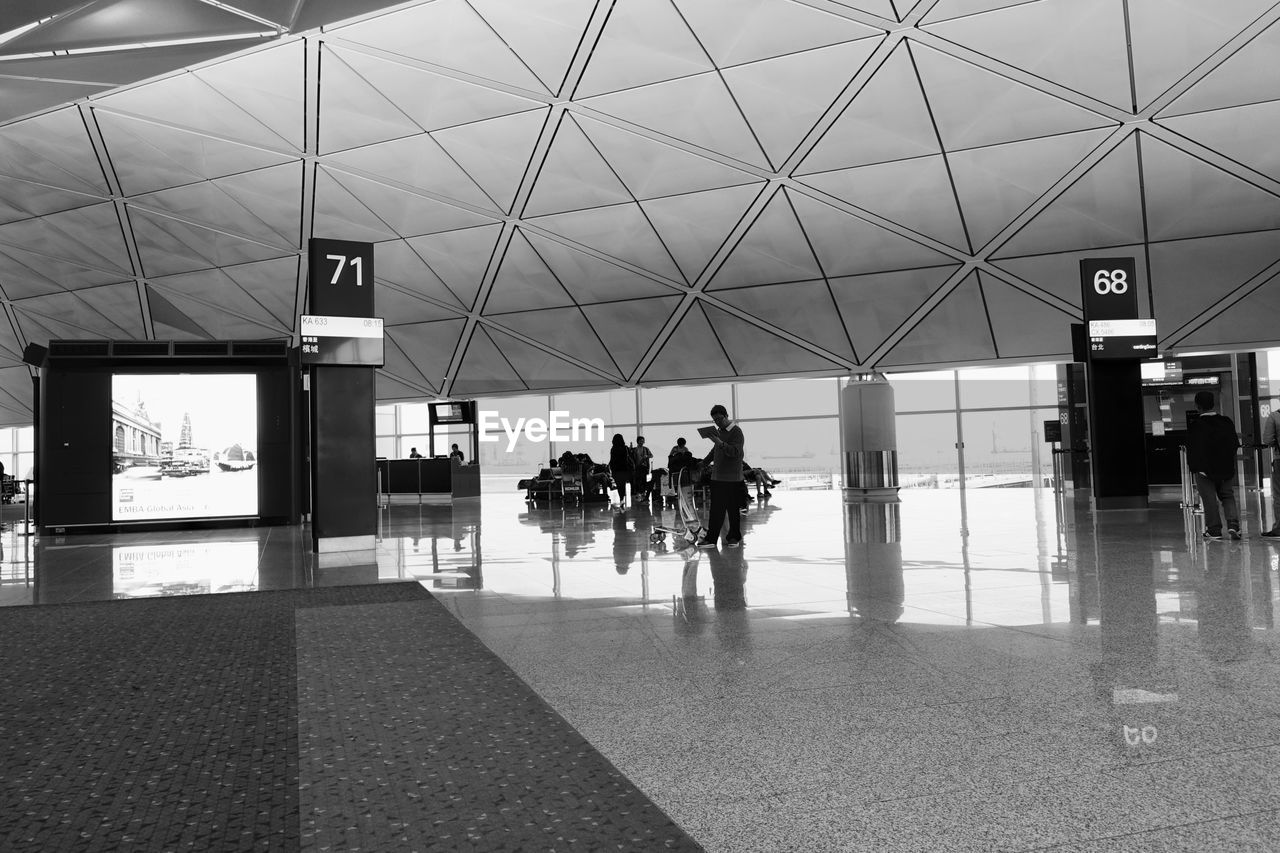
[608,433,633,506]
[1186,390,1241,540]
[697,404,745,548]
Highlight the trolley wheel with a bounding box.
[650,532,665,543]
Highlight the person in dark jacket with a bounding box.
[697,404,745,548]
[1186,390,1241,540]
[608,433,633,506]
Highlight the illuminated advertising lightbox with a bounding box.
[111,374,258,521]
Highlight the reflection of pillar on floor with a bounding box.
[843,502,903,623]
[839,374,899,503]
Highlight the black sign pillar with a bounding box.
[1080,257,1149,510]
[307,238,377,556]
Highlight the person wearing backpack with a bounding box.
[1186,390,1241,540]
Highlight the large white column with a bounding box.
[840,373,900,503]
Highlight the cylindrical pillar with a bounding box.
[840,374,899,502]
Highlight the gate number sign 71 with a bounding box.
[325,254,364,286]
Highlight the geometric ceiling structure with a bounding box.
[0,0,1278,425]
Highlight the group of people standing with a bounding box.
[607,403,747,549]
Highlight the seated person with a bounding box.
[408,447,423,459]
[743,462,781,497]
[449,443,465,463]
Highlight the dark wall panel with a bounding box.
[40,370,111,526]
[310,366,375,540]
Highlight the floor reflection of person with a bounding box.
[706,544,747,610]
[1199,545,1252,663]
[612,510,638,574]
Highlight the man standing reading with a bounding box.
[1187,390,1241,540]
[697,404,745,548]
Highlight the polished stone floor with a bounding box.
[5,485,1280,851]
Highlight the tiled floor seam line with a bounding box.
[1011,806,1280,852]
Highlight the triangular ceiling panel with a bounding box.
[722,38,882,168]
[798,154,969,250]
[14,301,132,343]
[523,114,633,217]
[311,166,410,244]
[146,285,210,340]
[379,332,437,391]
[911,43,1116,151]
[325,134,498,214]
[1128,0,1277,112]
[978,272,1075,358]
[375,239,470,310]
[993,244,1147,310]
[923,0,1132,111]
[468,0,596,95]
[0,107,108,196]
[93,68,293,153]
[829,0,897,18]
[386,319,467,392]
[641,303,736,382]
[432,109,550,215]
[1141,133,1280,242]
[878,272,997,366]
[789,189,957,278]
[676,0,883,66]
[318,167,494,239]
[581,72,770,169]
[574,0,713,98]
[193,39,304,153]
[375,283,467,324]
[642,183,765,284]
[485,307,620,379]
[522,231,681,304]
[573,114,761,200]
[993,135,1144,258]
[1160,19,1280,117]
[146,284,288,340]
[217,256,299,328]
[581,295,684,377]
[38,283,147,339]
[0,203,131,277]
[129,164,301,252]
[150,260,297,331]
[485,230,577,314]
[332,0,550,94]
[707,188,822,289]
[0,78,108,127]
[483,325,613,390]
[1160,100,1280,184]
[318,46,443,155]
[377,369,437,401]
[0,175,103,226]
[450,325,528,395]
[1149,230,1280,338]
[829,265,960,356]
[797,42,938,175]
[923,0,1052,24]
[95,108,299,197]
[704,302,846,375]
[324,43,545,135]
[1174,270,1280,350]
[527,203,684,282]
[130,205,290,277]
[0,243,127,300]
[948,128,1112,250]
[406,225,504,311]
[0,0,270,54]
[712,280,856,362]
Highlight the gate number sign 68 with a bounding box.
[1093,269,1128,295]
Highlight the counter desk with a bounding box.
[377,458,480,501]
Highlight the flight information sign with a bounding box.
[299,315,384,366]
[1087,318,1157,359]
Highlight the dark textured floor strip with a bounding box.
[0,583,702,852]
[297,595,702,852]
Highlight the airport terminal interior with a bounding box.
[4,0,1280,850]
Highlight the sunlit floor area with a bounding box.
[4,486,1280,851]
